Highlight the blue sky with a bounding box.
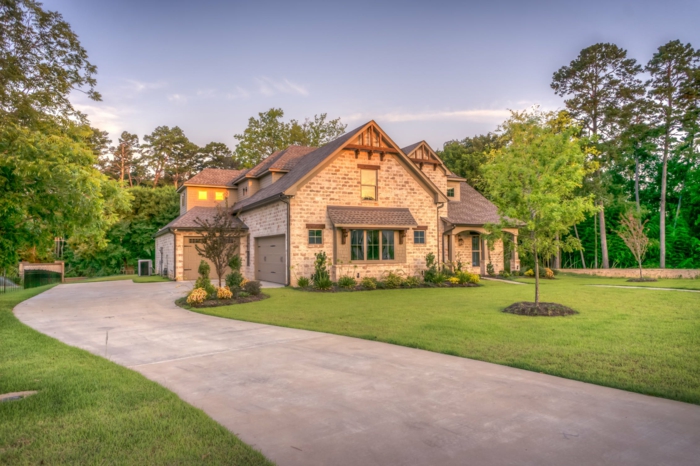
[48,0,700,150]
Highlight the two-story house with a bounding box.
[154,121,519,284]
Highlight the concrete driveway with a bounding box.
[15,281,700,466]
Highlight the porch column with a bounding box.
[511,233,519,271]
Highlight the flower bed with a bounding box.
[295,282,480,293]
[176,293,269,308]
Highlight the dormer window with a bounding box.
[198,190,207,200]
[242,187,248,197]
[361,169,377,201]
[447,187,455,198]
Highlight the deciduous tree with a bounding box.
[616,211,650,280]
[483,110,596,306]
[438,133,501,191]
[193,205,245,287]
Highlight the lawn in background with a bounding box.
[191,275,700,404]
[0,286,272,466]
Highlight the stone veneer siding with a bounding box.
[288,149,440,284]
[155,232,175,279]
[450,234,506,274]
[238,201,288,283]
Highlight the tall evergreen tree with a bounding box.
[552,43,645,268]
[645,40,700,267]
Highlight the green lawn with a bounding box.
[0,287,272,465]
[549,273,700,290]
[191,276,700,405]
[72,274,171,284]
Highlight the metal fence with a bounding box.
[1,270,22,294]
[23,269,62,289]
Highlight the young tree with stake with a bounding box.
[616,211,650,280]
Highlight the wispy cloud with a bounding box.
[73,102,126,135]
[344,108,512,123]
[123,79,167,92]
[196,88,217,98]
[256,77,308,97]
[167,93,187,103]
[226,86,250,100]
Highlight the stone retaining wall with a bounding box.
[560,268,700,279]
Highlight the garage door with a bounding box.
[183,237,230,281]
[255,235,286,284]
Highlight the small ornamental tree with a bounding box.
[484,109,597,309]
[616,211,650,280]
[193,204,245,287]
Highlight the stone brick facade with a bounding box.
[238,201,288,282]
[155,232,175,279]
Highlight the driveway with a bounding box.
[15,281,700,466]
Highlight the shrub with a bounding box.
[432,272,448,286]
[217,286,233,299]
[403,276,421,288]
[228,254,242,271]
[238,291,250,298]
[384,272,403,289]
[312,251,330,288]
[244,280,261,295]
[337,275,356,289]
[194,260,216,295]
[225,271,244,290]
[448,277,459,284]
[187,287,208,305]
[466,273,480,284]
[524,269,535,277]
[423,252,438,283]
[499,270,511,278]
[296,276,310,288]
[361,276,377,290]
[544,268,555,279]
[486,263,495,276]
[314,276,333,290]
[455,271,469,284]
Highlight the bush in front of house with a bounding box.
[423,252,438,283]
[187,287,208,305]
[296,276,310,288]
[244,280,261,296]
[384,272,404,289]
[312,251,331,288]
[337,275,356,289]
[403,276,421,288]
[486,263,496,277]
[361,276,377,290]
[194,260,216,296]
[217,286,233,300]
[225,255,245,292]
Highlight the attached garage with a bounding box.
[183,236,232,281]
[255,235,286,284]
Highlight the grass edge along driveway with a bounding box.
[0,285,273,466]
[189,275,700,405]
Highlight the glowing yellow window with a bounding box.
[198,190,207,200]
[215,191,224,201]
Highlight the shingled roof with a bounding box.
[444,182,502,225]
[327,206,418,228]
[154,206,248,237]
[401,142,421,156]
[243,145,317,179]
[232,125,366,212]
[184,168,247,187]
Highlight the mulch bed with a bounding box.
[297,283,480,293]
[626,277,658,283]
[502,302,578,317]
[175,293,269,309]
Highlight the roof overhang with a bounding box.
[327,205,418,229]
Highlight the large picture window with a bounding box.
[472,235,481,267]
[350,230,395,261]
[361,169,377,200]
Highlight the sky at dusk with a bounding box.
[47,0,700,151]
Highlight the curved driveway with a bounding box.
[15,281,700,466]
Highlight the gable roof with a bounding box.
[244,145,317,179]
[443,182,502,225]
[154,206,248,237]
[183,168,246,188]
[400,142,422,156]
[233,122,448,213]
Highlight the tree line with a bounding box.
[92,108,347,188]
[440,41,700,269]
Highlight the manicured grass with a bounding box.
[192,276,700,404]
[72,274,171,284]
[551,273,700,290]
[0,286,272,465]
